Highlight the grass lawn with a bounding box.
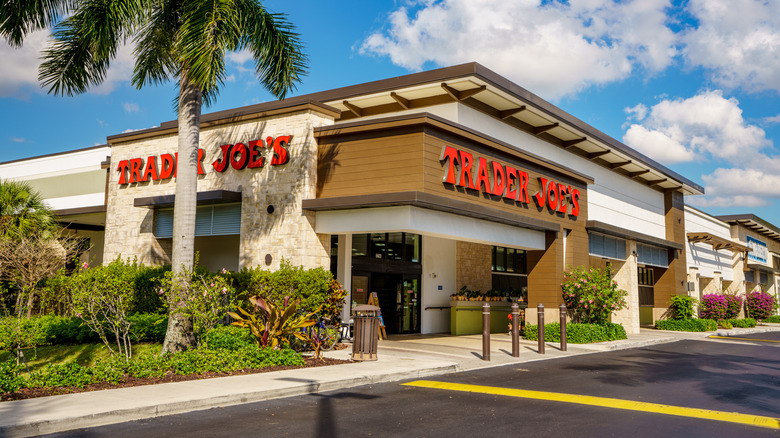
[0,343,163,373]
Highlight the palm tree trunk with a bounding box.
[161,69,201,353]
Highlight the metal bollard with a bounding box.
[537,303,545,354]
[559,303,567,352]
[511,302,520,357]
[482,302,491,361]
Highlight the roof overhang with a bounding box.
[134,190,242,208]
[716,214,780,244]
[686,232,751,253]
[318,63,703,196]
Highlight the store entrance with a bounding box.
[352,271,421,334]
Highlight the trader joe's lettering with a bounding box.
[439,145,580,217]
[116,135,291,185]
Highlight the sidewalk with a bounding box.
[1,325,778,437]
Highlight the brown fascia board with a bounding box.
[107,100,340,143]
[303,191,562,233]
[314,112,594,185]
[587,220,684,250]
[0,144,110,166]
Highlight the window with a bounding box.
[350,233,421,263]
[492,246,527,274]
[155,204,241,238]
[759,271,769,285]
[745,270,755,283]
[588,232,626,260]
[638,266,654,306]
[637,243,668,267]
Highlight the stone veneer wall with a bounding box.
[456,241,492,293]
[103,109,334,271]
[589,238,639,334]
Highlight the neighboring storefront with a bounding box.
[685,210,780,316]
[3,63,716,335]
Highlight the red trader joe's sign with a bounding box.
[439,145,580,217]
[116,135,291,185]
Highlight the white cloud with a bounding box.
[121,125,157,133]
[687,194,768,208]
[360,0,676,99]
[764,114,780,124]
[622,90,770,164]
[10,137,26,143]
[625,103,648,122]
[0,30,49,98]
[122,102,140,113]
[683,0,780,93]
[0,29,135,98]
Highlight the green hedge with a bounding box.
[3,346,304,393]
[655,318,716,332]
[203,325,255,350]
[523,322,627,343]
[0,314,168,349]
[764,315,780,323]
[725,318,757,328]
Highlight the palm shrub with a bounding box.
[229,295,316,349]
[561,266,628,324]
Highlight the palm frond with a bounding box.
[0,0,71,47]
[38,0,145,96]
[132,0,180,89]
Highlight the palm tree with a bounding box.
[0,179,56,239]
[1,0,307,352]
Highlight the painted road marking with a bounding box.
[402,380,780,430]
[708,335,780,343]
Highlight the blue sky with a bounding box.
[1,0,779,224]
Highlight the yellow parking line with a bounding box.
[708,335,780,343]
[402,380,780,430]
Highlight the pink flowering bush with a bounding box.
[745,290,776,320]
[722,294,743,319]
[561,266,628,324]
[699,294,727,320]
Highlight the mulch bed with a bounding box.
[1,356,350,402]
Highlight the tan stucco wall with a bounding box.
[103,109,334,271]
[455,241,492,293]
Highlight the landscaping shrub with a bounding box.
[726,318,756,328]
[236,261,346,324]
[745,290,776,320]
[764,315,780,323]
[700,294,727,320]
[561,266,628,324]
[717,320,733,329]
[203,325,254,350]
[36,314,97,344]
[128,313,167,343]
[1,347,305,393]
[131,265,169,314]
[668,295,696,320]
[723,294,743,319]
[0,316,47,353]
[523,322,627,343]
[655,318,717,332]
[0,361,24,393]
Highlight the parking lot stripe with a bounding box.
[403,380,780,430]
[708,336,780,343]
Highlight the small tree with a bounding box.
[700,294,727,320]
[70,259,137,359]
[561,266,628,324]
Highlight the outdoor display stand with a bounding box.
[450,300,527,335]
[367,292,387,340]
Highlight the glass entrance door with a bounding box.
[399,275,420,333]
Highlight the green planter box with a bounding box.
[449,301,526,335]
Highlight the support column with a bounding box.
[612,239,639,334]
[337,234,353,323]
